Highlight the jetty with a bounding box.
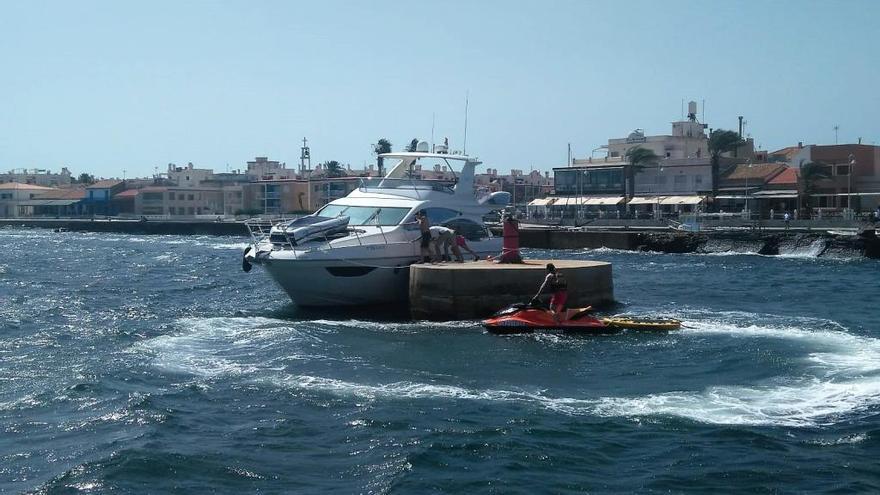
[409,259,614,320]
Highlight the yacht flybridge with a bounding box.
[243,151,505,306]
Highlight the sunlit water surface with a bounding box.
[1,228,879,493]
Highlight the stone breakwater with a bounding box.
[517,229,880,259]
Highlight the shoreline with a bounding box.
[3,218,877,258]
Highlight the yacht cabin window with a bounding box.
[316,204,410,226]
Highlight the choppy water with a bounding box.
[2,228,880,493]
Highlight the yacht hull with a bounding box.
[260,256,416,306]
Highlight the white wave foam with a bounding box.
[592,377,880,427]
[132,311,880,428]
[777,239,826,259]
[310,319,477,332]
[132,316,323,376]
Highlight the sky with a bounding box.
[1,0,878,178]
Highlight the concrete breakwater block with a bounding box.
[409,259,614,320]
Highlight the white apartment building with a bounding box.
[0,167,72,187]
[167,162,214,188]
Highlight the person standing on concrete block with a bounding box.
[430,225,456,262]
[415,211,432,263]
[496,212,523,263]
[531,263,568,320]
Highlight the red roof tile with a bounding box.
[767,167,798,185]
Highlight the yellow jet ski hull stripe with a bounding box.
[601,317,681,331]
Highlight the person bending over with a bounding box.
[454,231,479,262]
[429,225,456,262]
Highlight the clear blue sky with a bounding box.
[1,0,878,178]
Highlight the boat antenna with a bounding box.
[463,91,469,155]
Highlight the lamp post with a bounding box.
[744,159,752,219]
[655,162,665,221]
[848,154,855,219]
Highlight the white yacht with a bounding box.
[243,151,506,306]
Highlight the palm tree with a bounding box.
[323,160,346,178]
[624,146,660,201]
[405,138,419,152]
[708,129,744,207]
[374,138,392,176]
[799,161,830,217]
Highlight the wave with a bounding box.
[131,312,880,428]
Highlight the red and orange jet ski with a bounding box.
[482,303,607,334]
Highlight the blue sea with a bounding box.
[2,227,879,493]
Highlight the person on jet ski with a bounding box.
[531,263,568,320]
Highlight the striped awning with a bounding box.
[660,196,705,205]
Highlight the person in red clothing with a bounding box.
[531,263,568,319]
[453,232,479,262]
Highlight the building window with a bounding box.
[188,194,194,201]
[168,192,175,200]
[674,175,687,186]
[188,207,195,215]
[178,207,185,215]
[694,175,703,185]
[836,165,850,176]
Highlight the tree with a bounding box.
[373,138,392,176]
[624,146,660,202]
[799,161,831,217]
[323,160,346,178]
[708,129,745,206]
[405,138,419,152]
[75,173,95,185]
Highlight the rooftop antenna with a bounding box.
[701,99,705,123]
[681,99,684,120]
[463,91,469,155]
[833,125,839,144]
[431,112,436,153]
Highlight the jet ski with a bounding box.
[482,302,607,334]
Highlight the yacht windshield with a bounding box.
[316,205,411,226]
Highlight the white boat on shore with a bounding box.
[243,151,504,306]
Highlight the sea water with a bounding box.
[1,228,879,493]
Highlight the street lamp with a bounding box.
[655,162,665,221]
[744,159,753,219]
[848,154,855,219]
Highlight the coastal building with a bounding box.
[167,162,214,188]
[242,177,365,215]
[0,183,58,217]
[83,180,126,216]
[28,188,88,217]
[547,102,716,219]
[246,157,295,181]
[715,163,792,214]
[784,144,880,212]
[0,167,72,187]
[132,187,225,217]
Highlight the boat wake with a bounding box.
[132,311,880,428]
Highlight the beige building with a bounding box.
[0,183,58,217]
[242,177,367,214]
[133,187,225,216]
[167,162,214,188]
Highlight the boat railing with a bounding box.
[245,217,418,261]
[357,177,455,197]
